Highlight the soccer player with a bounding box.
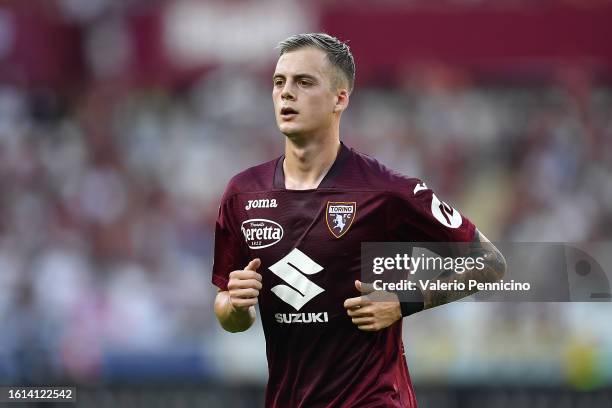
[212,33,506,407]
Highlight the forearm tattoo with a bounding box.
[423,230,507,309]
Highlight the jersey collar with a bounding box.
[273,141,350,190]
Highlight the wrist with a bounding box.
[394,289,425,318]
[225,304,256,332]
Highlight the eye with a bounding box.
[273,79,284,87]
[298,80,312,86]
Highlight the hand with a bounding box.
[227,259,262,311]
[343,280,402,332]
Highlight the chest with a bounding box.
[235,191,389,257]
[232,190,390,315]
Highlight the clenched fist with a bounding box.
[344,280,402,332]
[227,258,263,310]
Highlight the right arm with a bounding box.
[214,258,262,333]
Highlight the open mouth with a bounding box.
[280,107,299,118]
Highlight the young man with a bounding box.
[213,33,506,408]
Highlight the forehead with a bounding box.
[274,47,331,78]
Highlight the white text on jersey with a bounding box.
[275,312,329,324]
[241,219,284,249]
[245,199,278,210]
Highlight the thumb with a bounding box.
[355,280,375,294]
[245,258,261,271]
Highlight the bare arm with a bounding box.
[423,229,506,310]
[213,258,262,333]
[344,230,505,330]
[214,290,257,333]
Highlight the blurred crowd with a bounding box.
[0,60,611,386]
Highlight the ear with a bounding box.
[333,89,350,113]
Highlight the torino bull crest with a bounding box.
[326,202,357,238]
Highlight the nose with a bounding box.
[281,82,296,101]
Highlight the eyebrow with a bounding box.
[273,73,319,81]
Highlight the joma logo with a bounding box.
[245,199,278,210]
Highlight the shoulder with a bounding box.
[221,157,279,201]
[343,145,423,193]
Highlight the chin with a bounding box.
[278,123,302,137]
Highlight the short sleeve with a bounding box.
[390,178,476,245]
[211,195,248,291]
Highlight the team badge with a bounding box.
[326,202,356,238]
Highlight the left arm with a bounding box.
[423,229,506,309]
[344,229,506,331]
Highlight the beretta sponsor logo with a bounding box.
[241,218,283,249]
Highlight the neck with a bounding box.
[283,135,341,190]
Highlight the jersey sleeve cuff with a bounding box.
[212,275,229,291]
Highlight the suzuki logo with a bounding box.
[268,248,324,311]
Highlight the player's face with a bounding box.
[272,47,342,138]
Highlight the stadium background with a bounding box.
[0,0,611,406]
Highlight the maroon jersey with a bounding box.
[212,143,475,408]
